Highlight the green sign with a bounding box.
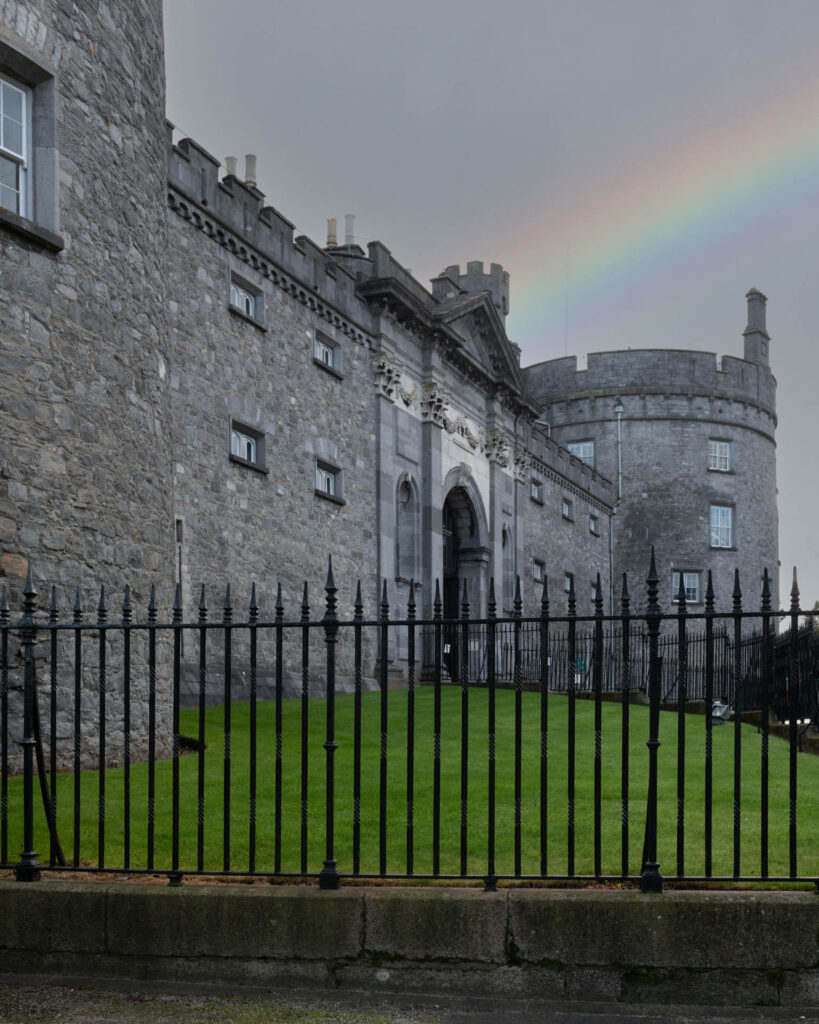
[575,657,587,672]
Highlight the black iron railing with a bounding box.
[1,554,817,889]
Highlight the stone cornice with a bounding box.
[168,186,372,348]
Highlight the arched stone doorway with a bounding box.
[441,482,491,676]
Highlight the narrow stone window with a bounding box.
[530,478,544,503]
[532,558,545,583]
[589,513,599,535]
[562,497,574,521]
[396,477,419,581]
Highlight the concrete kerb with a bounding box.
[0,880,816,1007]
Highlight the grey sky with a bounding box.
[163,0,819,608]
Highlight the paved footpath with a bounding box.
[1,981,818,1024]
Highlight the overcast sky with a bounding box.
[163,0,819,608]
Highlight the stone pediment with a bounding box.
[431,293,526,394]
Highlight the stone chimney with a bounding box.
[224,155,237,177]
[327,218,338,247]
[743,288,770,365]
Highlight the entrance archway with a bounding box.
[441,482,490,677]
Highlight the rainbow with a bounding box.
[502,68,819,361]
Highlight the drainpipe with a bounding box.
[611,399,624,614]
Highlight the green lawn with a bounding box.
[3,687,817,879]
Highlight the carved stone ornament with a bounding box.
[374,356,401,400]
[375,357,417,408]
[514,450,531,481]
[484,429,511,467]
[447,411,483,452]
[421,381,449,427]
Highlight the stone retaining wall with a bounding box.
[0,881,816,1007]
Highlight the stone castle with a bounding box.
[1,0,779,652]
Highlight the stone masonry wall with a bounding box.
[0,0,175,767]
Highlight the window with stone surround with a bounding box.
[710,504,733,548]
[532,558,545,583]
[563,571,574,594]
[314,331,342,377]
[708,439,731,472]
[229,272,264,326]
[530,478,544,503]
[0,41,61,249]
[315,458,344,504]
[0,74,28,216]
[568,440,594,468]
[589,513,599,535]
[229,421,267,472]
[672,571,700,604]
[561,497,574,521]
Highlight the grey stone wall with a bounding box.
[0,0,175,766]
[166,142,381,693]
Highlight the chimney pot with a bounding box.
[344,214,355,245]
[327,217,338,247]
[224,155,237,177]
[245,154,257,189]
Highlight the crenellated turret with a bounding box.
[431,260,510,321]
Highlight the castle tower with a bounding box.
[431,261,511,321]
[523,292,779,612]
[0,1,175,765]
[0,0,174,610]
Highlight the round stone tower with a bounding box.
[0,1,175,768]
[524,291,779,612]
[0,0,174,612]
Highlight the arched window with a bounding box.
[502,526,514,612]
[396,477,419,581]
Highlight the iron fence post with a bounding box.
[320,557,341,889]
[640,548,663,893]
[15,566,40,882]
[788,569,800,878]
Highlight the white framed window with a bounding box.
[313,332,342,375]
[710,505,733,548]
[315,459,344,502]
[561,497,573,520]
[0,74,29,217]
[229,272,264,325]
[589,513,599,535]
[533,558,545,583]
[229,421,266,470]
[568,440,594,467]
[708,439,731,472]
[672,571,700,604]
[530,478,544,503]
[563,572,574,593]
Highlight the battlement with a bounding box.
[524,345,776,417]
[166,126,376,333]
[431,260,510,319]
